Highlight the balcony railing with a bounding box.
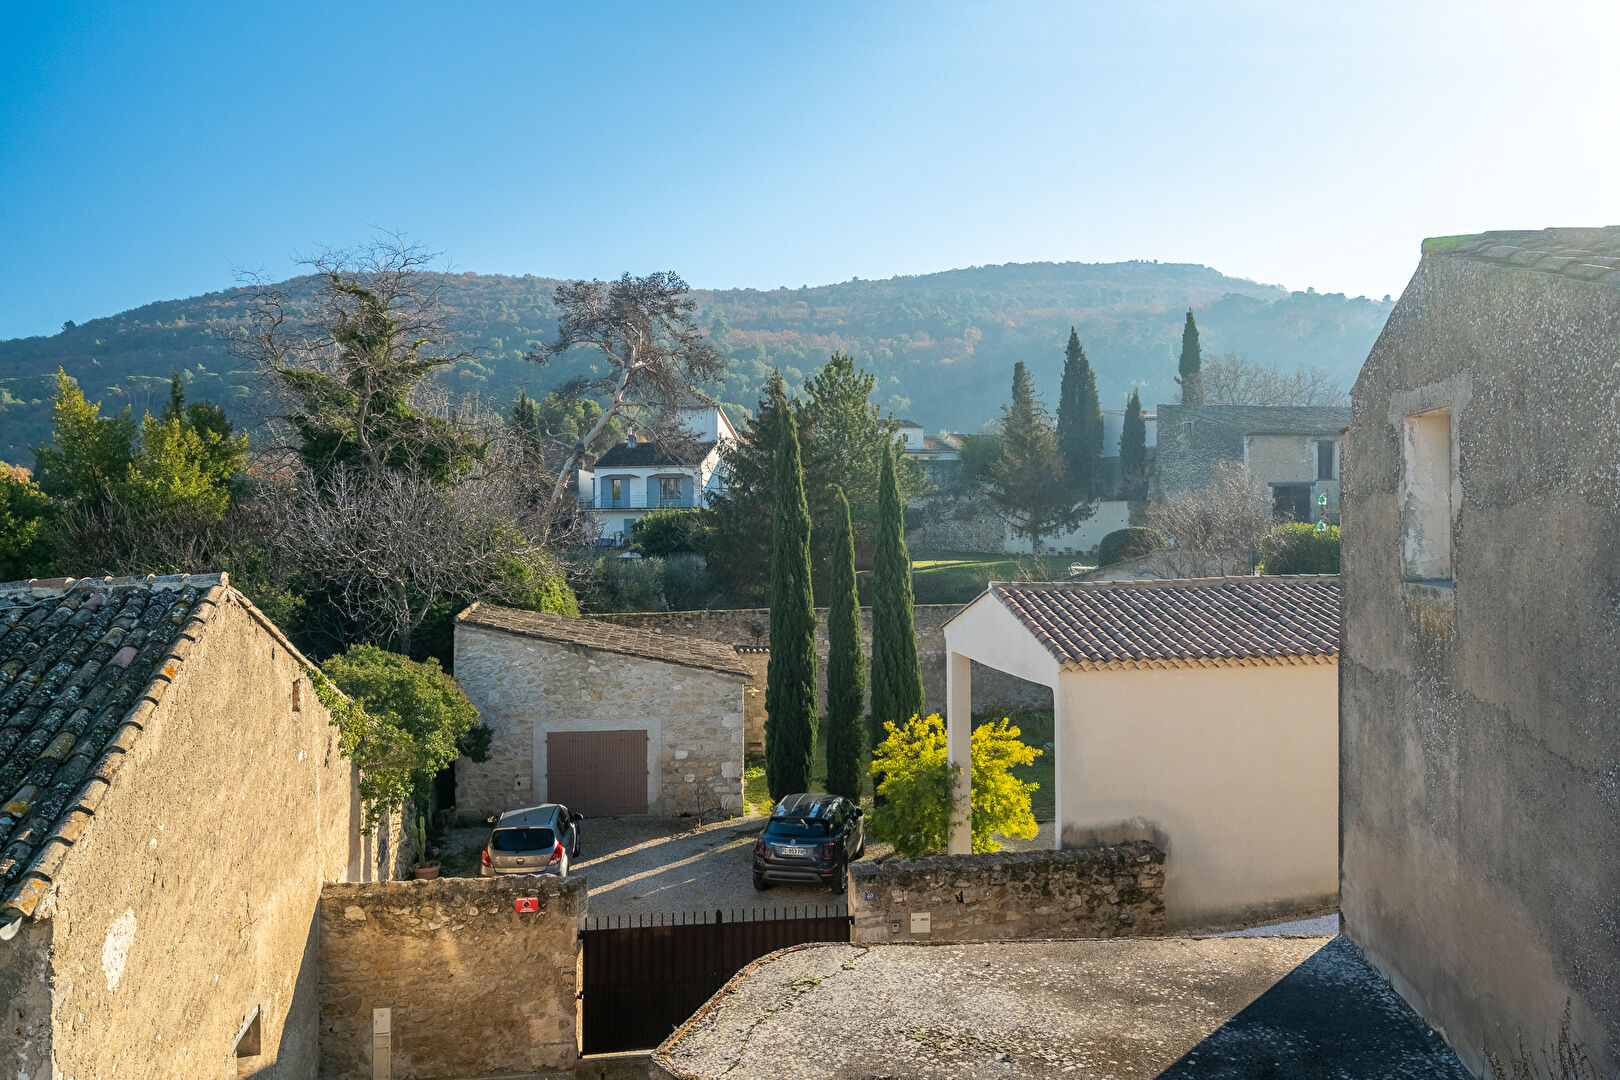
[579,495,698,510]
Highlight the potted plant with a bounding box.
[411,813,440,879]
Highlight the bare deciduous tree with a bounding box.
[1201,353,1348,407]
[528,272,724,513]
[1144,460,1274,576]
[262,415,570,653]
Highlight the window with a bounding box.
[609,478,623,506]
[1401,408,1452,582]
[1317,440,1336,481]
[658,477,682,504]
[1272,484,1312,522]
[234,1006,262,1069]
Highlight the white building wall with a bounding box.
[1056,662,1338,929]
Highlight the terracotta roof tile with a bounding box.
[457,604,751,677]
[989,576,1339,669]
[0,573,224,917]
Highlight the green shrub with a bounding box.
[319,646,483,823]
[577,553,666,612]
[1097,526,1164,567]
[631,508,711,558]
[867,712,1041,856]
[660,553,718,610]
[1257,522,1341,574]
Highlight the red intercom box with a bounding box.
[515,896,539,913]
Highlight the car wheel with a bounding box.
[830,861,848,895]
[752,872,770,892]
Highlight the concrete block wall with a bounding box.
[849,843,1166,943]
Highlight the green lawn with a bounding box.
[902,551,1084,605]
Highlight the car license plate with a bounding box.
[779,845,808,857]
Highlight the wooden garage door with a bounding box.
[547,730,649,815]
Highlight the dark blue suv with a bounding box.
[752,793,865,893]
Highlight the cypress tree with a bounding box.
[1055,328,1103,499]
[1119,388,1149,500]
[763,396,818,801]
[985,361,1090,554]
[823,488,866,802]
[1177,308,1204,404]
[869,443,924,801]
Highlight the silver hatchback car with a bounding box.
[480,803,583,878]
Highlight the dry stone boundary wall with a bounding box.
[318,876,583,1080]
[848,843,1166,943]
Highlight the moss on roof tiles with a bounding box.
[0,574,223,918]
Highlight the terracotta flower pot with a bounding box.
[413,861,441,880]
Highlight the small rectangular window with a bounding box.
[1401,408,1452,582]
[1317,440,1336,481]
[659,477,682,503]
[609,478,623,505]
[234,1005,262,1063]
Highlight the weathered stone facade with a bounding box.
[0,578,380,1080]
[1341,229,1620,1076]
[1153,403,1348,514]
[454,620,746,819]
[319,875,584,1080]
[849,843,1166,943]
[595,606,1053,724]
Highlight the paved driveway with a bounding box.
[572,815,847,918]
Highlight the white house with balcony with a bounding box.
[576,407,740,544]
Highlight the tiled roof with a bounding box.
[0,573,225,918]
[986,576,1339,670]
[457,603,751,677]
[1429,227,1620,286]
[595,440,718,468]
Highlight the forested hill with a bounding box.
[0,260,1393,463]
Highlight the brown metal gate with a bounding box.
[581,905,850,1054]
[546,729,648,815]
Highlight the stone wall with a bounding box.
[848,843,1165,943]
[594,606,1052,725]
[455,624,746,819]
[39,588,368,1080]
[319,876,584,1080]
[734,648,768,755]
[1341,235,1620,1077]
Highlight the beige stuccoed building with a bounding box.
[454,604,749,820]
[0,573,394,1080]
[943,575,1340,929]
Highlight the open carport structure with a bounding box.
[941,575,1341,929]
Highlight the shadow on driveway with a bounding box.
[572,815,846,918]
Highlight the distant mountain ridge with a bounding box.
[0,260,1393,462]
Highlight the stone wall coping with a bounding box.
[851,840,1163,880]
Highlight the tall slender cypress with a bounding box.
[1119,388,1149,500]
[763,396,818,801]
[1055,328,1103,499]
[1177,309,1204,404]
[869,443,924,799]
[823,488,866,802]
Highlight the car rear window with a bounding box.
[768,817,830,838]
[491,826,556,852]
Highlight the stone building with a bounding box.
[1154,403,1348,522]
[1341,228,1620,1075]
[0,573,388,1080]
[942,576,1340,929]
[454,604,749,819]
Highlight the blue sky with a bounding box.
[2,1,1617,340]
